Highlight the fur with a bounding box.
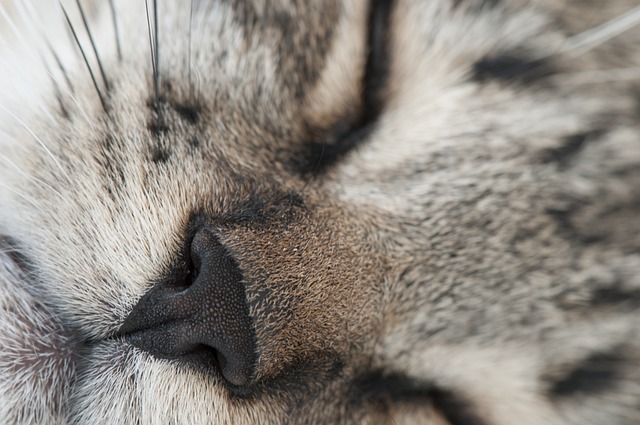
[0,0,639,423]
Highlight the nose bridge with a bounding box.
[118,228,257,388]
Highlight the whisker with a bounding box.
[145,0,157,102]
[43,55,70,119]
[154,0,159,101]
[0,182,41,211]
[0,153,65,199]
[12,0,68,117]
[20,0,77,94]
[561,4,640,56]
[552,67,640,86]
[0,3,33,57]
[108,0,122,61]
[0,104,71,183]
[0,53,55,123]
[63,87,97,130]
[41,62,97,129]
[59,1,108,113]
[188,0,194,100]
[46,41,76,95]
[75,0,110,92]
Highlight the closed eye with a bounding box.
[356,372,489,425]
[298,0,395,175]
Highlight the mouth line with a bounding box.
[113,316,185,339]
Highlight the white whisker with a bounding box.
[18,0,90,126]
[62,88,96,130]
[0,3,33,58]
[0,153,65,199]
[0,51,56,124]
[15,0,95,128]
[561,4,640,56]
[0,182,41,211]
[553,67,640,86]
[0,105,71,183]
[42,67,96,130]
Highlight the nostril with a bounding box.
[118,228,257,389]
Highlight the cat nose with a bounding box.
[118,229,256,388]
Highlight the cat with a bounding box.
[0,0,639,423]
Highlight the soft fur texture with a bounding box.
[0,0,639,424]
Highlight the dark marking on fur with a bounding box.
[296,0,394,175]
[538,130,603,168]
[589,287,640,310]
[188,137,200,150]
[296,121,375,175]
[545,208,603,244]
[225,0,338,98]
[147,99,170,135]
[150,146,171,164]
[429,388,489,425]
[356,372,488,425]
[356,371,429,400]
[44,59,71,120]
[362,0,394,122]
[452,0,501,10]
[472,52,555,85]
[97,135,127,199]
[147,80,201,130]
[549,350,624,397]
[187,188,305,230]
[224,191,306,226]
[173,102,200,124]
[250,352,346,405]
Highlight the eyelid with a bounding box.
[298,0,395,176]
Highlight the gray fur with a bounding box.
[0,0,639,423]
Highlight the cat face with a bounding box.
[0,1,639,424]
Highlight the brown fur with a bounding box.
[0,0,639,423]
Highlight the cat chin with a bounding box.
[0,251,76,424]
[69,342,239,424]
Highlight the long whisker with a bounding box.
[19,0,74,94]
[39,59,98,128]
[75,0,110,92]
[145,0,157,103]
[45,40,76,94]
[59,1,108,112]
[188,0,194,100]
[154,0,159,101]
[0,3,33,57]
[552,67,640,86]
[42,55,70,119]
[0,153,65,199]
[0,104,71,183]
[0,182,42,211]
[560,4,640,56]
[0,53,55,123]
[13,0,71,118]
[60,85,97,130]
[34,0,95,126]
[108,0,122,61]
